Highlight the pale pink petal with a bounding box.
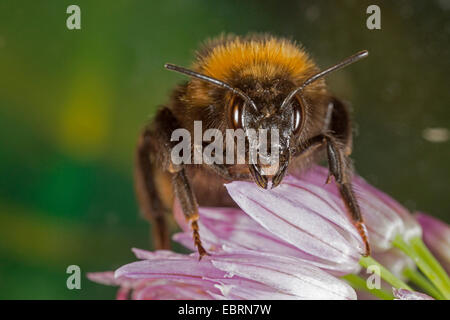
[88,271,167,300]
[132,248,184,260]
[207,276,296,300]
[87,271,118,286]
[115,254,226,281]
[87,271,142,290]
[133,279,218,300]
[210,250,357,300]
[214,282,298,300]
[116,287,130,300]
[393,288,434,300]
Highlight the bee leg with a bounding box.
[292,135,325,158]
[136,107,209,259]
[172,168,209,259]
[323,135,371,257]
[135,127,171,250]
[294,133,370,257]
[210,164,250,180]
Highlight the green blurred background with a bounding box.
[0,0,448,299]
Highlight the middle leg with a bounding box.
[172,167,210,259]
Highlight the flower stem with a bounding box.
[393,234,450,299]
[402,267,444,300]
[410,237,450,291]
[342,274,394,300]
[359,256,412,290]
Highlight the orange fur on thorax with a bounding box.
[195,37,317,83]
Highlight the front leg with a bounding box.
[205,163,250,181]
[202,150,251,181]
[295,133,371,256]
[324,135,370,256]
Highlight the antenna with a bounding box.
[281,50,369,110]
[164,63,258,111]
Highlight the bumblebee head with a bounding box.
[165,36,368,188]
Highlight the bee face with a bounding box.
[227,78,304,149]
[224,78,307,187]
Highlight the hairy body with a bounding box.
[135,34,370,257]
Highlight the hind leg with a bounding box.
[135,124,172,249]
[135,107,208,257]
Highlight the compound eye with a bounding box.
[229,96,245,129]
[292,96,304,134]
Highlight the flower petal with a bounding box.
[132,279,218,300]
[393,288,434,300]
[87,271,118,286]
[210,249,357,300]
[132,248,184,260]
[115,253,225,281]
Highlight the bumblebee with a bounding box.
[135,34,370,258]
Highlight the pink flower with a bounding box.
[90,165,450,300]
[416,213,450,274]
